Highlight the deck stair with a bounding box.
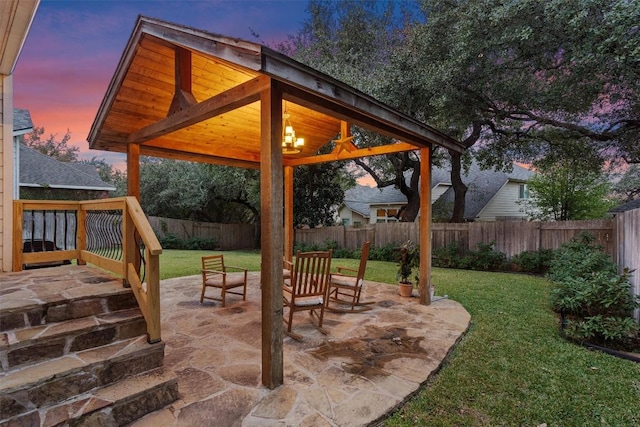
[0,265,179,426]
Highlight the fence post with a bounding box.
[76,206,86,265]
[12,201,24,272]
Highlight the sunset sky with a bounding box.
[14,0,309,169]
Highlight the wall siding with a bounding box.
[477,181,528,221]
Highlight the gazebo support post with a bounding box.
[284,165,294,262]
[260,81,284,388]
[127,143,141,201]
[419,146,432,305]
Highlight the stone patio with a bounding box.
[132,272,470,426]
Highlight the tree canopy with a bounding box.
[23,126,79,162]
[286,0,639,222]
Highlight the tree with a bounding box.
[23,126,79,162]
[293,156,354,228]
[391,0,639,221]
[522,135,615,220]
[612,164,640,202]
[288,0,639,222]
[137,158,260,223]
[282,1,427,221]
[81,157,123,186]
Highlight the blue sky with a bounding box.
[14,0,310,167]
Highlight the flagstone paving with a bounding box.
[132,272,470,427]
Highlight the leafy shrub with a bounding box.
[369,243,398,262]
[184,237,217,250]
[332,247,354,259]
[397,240,419,284]
[547,231,616,283]
[294,239,340,254]
[158,233,184,249]
[433,242,462,268]
[459,242,507,271]
[158,233,218,250]
[511,249,555,274]
[549,232,640,349]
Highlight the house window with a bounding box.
[519,184,529,199]
[375,207,400,223]
[341,218,350,226]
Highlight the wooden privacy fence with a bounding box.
[614,208,640,320]
[148,216,257,250]
[295,219,616,259]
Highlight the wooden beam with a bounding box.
[419,146,432,305]
[284,166,294,262]
[285,142,419,167]
[168,47,197,115]
[260,81,284,389]
[138,145,260,169]
[331,121,357,155]
[127,143,141,201]
[127,74,271,144]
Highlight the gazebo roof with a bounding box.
[87,16,463,166]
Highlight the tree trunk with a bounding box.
[449,150,468,223]
[448,121,482,223]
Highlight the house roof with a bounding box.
[344,162,534,219]
[445,162,533,219]
[19,144,116,191]
[87,16,464,169]
[13,108,33,135]
[609,198,640,213]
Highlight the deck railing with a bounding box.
[13,197,162,342]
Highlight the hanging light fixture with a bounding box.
[282,104,304,155]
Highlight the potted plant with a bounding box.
[397,240,417,297]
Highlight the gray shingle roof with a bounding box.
[13,108,33,134]
[344,161,534,220]
[609,198,640,213]
[19,144,115,191]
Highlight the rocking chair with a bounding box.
[327,241,374,313]
[282,250,332,340]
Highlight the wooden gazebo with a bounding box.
[87,16,465,388]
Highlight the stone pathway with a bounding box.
[132,273,470,427]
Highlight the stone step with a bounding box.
[0,336,165,422]
[0,308,146,371]
[1,367,179,427]
[0,265,137,332]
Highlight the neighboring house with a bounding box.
[339,162,535,224]
[19,143,115,200]
[1,0,40,272]
[13,108,33,198]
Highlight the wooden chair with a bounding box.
[327,241,373,313]
[282,250,332,340]
[200,255,247,307]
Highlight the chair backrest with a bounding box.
[202,254,224,272]
[291,250,332,298]
[355,241,371,282]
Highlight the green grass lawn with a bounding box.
[160,250,640,426]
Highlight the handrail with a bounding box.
[13,197,163,343]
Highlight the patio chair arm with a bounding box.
[336,266,358,275]
[224,265,248,273]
